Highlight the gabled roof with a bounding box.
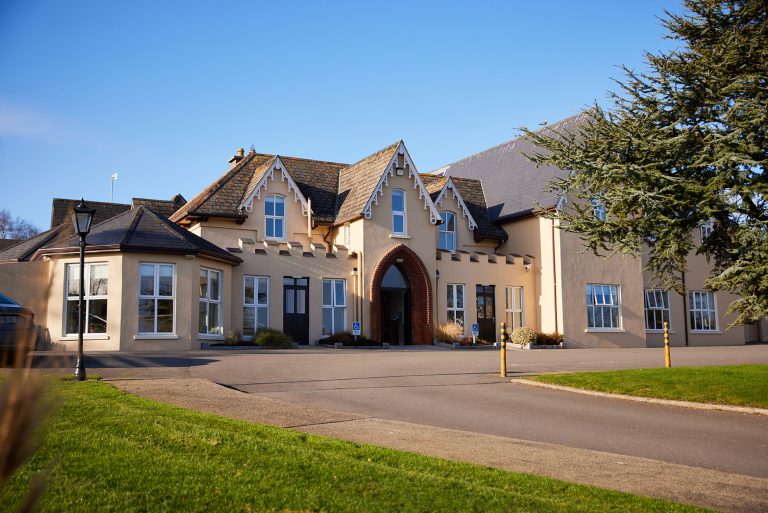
[51,198,131,229]
[421,174,507,241]
[435,113,588,221]
[335,142,401,225]
[38,206,241,264]
[132,194,187,218]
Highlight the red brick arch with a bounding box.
[370,244,432,344]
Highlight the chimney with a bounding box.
[228,147,246,166]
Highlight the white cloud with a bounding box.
[0,98,73,142]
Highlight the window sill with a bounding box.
[646,329,677,334]
[585,328,625,333]
[690,330,722,335]
[59,334,110,341]
[134,334,179,340]
[198,334,224,340]
[389,234,410,239]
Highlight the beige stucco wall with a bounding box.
[361,172,439,339]
[435,251,536,339]
[47,252,234,352]
[559,230,646,348]
[0,260,52,333]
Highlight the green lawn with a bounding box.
[0,379,713,513]
[529,364,768,408]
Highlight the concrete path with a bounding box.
[109,377,768,513]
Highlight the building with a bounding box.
[436,114,767,347]
[0,132,763,352]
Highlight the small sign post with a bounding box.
[471,323,479,345]
[352,321,361,342]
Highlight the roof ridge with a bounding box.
[121,207,145,247]
[276,154,349,167]
[138,206,192,245]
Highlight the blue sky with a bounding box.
[0,0,681,231]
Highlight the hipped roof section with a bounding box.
[169,141,504,241]
[37,206,242,264]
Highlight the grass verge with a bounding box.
[0,379,713,512]
[529,364,768,408]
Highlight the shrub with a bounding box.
[323,331,379,346]
[434,322,464,343]
[224,330,242,345]
[511,327,537,346]
[535,332,564,346]
[254,328,293,348]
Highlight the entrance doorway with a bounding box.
[283,277,309,344]
[380,265,411,345]
[476,284,496,342]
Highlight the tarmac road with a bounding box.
[188,345,768,478]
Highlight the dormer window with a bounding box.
[265,195,285,240]
[439,211,456,251]
[700,220,713,241]
[392,189,406,235]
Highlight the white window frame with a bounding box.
[265,194,286,240]
[644,288,671,332]
[137,263,176,336]
[243,275,269,339]
[199,268,223,337]
[64,262,108,336]
[586,284,622,331]
[591,197,607,222]
[700,220,713,242]
[505,286,524,329]
[689,290,718,332]
[391,189,407,236]
[322,278,346,335]
[446,283,465,330]
[439,211,456,252]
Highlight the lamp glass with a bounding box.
[72,199,95,236]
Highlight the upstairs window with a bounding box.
[592,197,606,222]
[392,189,406,235]
[700,220,713,241]
[265,195,285,240]
[439,211,456,251]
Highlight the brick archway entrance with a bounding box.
[370,245,432,344]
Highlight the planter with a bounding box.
[318,342,390,349]
[523,342,565,350]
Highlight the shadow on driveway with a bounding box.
[29,353,216,369]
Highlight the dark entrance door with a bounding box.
[380,265,411,344]
[283,277,309,344]
[476,284,496,342]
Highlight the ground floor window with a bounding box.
[689,291,717,331]
[505,286,524,329]
[586,284,621,329]
[243,276,269,337]
[65,262,108,335]
[138,263,175,334]
[322,278,346,335]
[446,284,465,328]
[199,268,223,336]
[644,289,670,331]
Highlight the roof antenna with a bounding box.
[111,173,119,202]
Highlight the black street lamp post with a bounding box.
[72,199,95,381]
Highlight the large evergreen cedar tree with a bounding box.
[523,0,767,326]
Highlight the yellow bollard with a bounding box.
[500,321,508,377]
[664,321,671,368]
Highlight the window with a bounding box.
[446,284,465,329]
[700,220,713,241]
[199,268,223,336]
[505,286,524,329]
[138,263,175,335]
[265,194,285,240]
[592,197,606,222]
[439,211,456,251]
[65,263,108,335]
[586,284,621,329]
[392,189,406,235]
[243,276,269,338]
[322,279,346,335]
[644,289,670,331]
[689,291,717,331]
